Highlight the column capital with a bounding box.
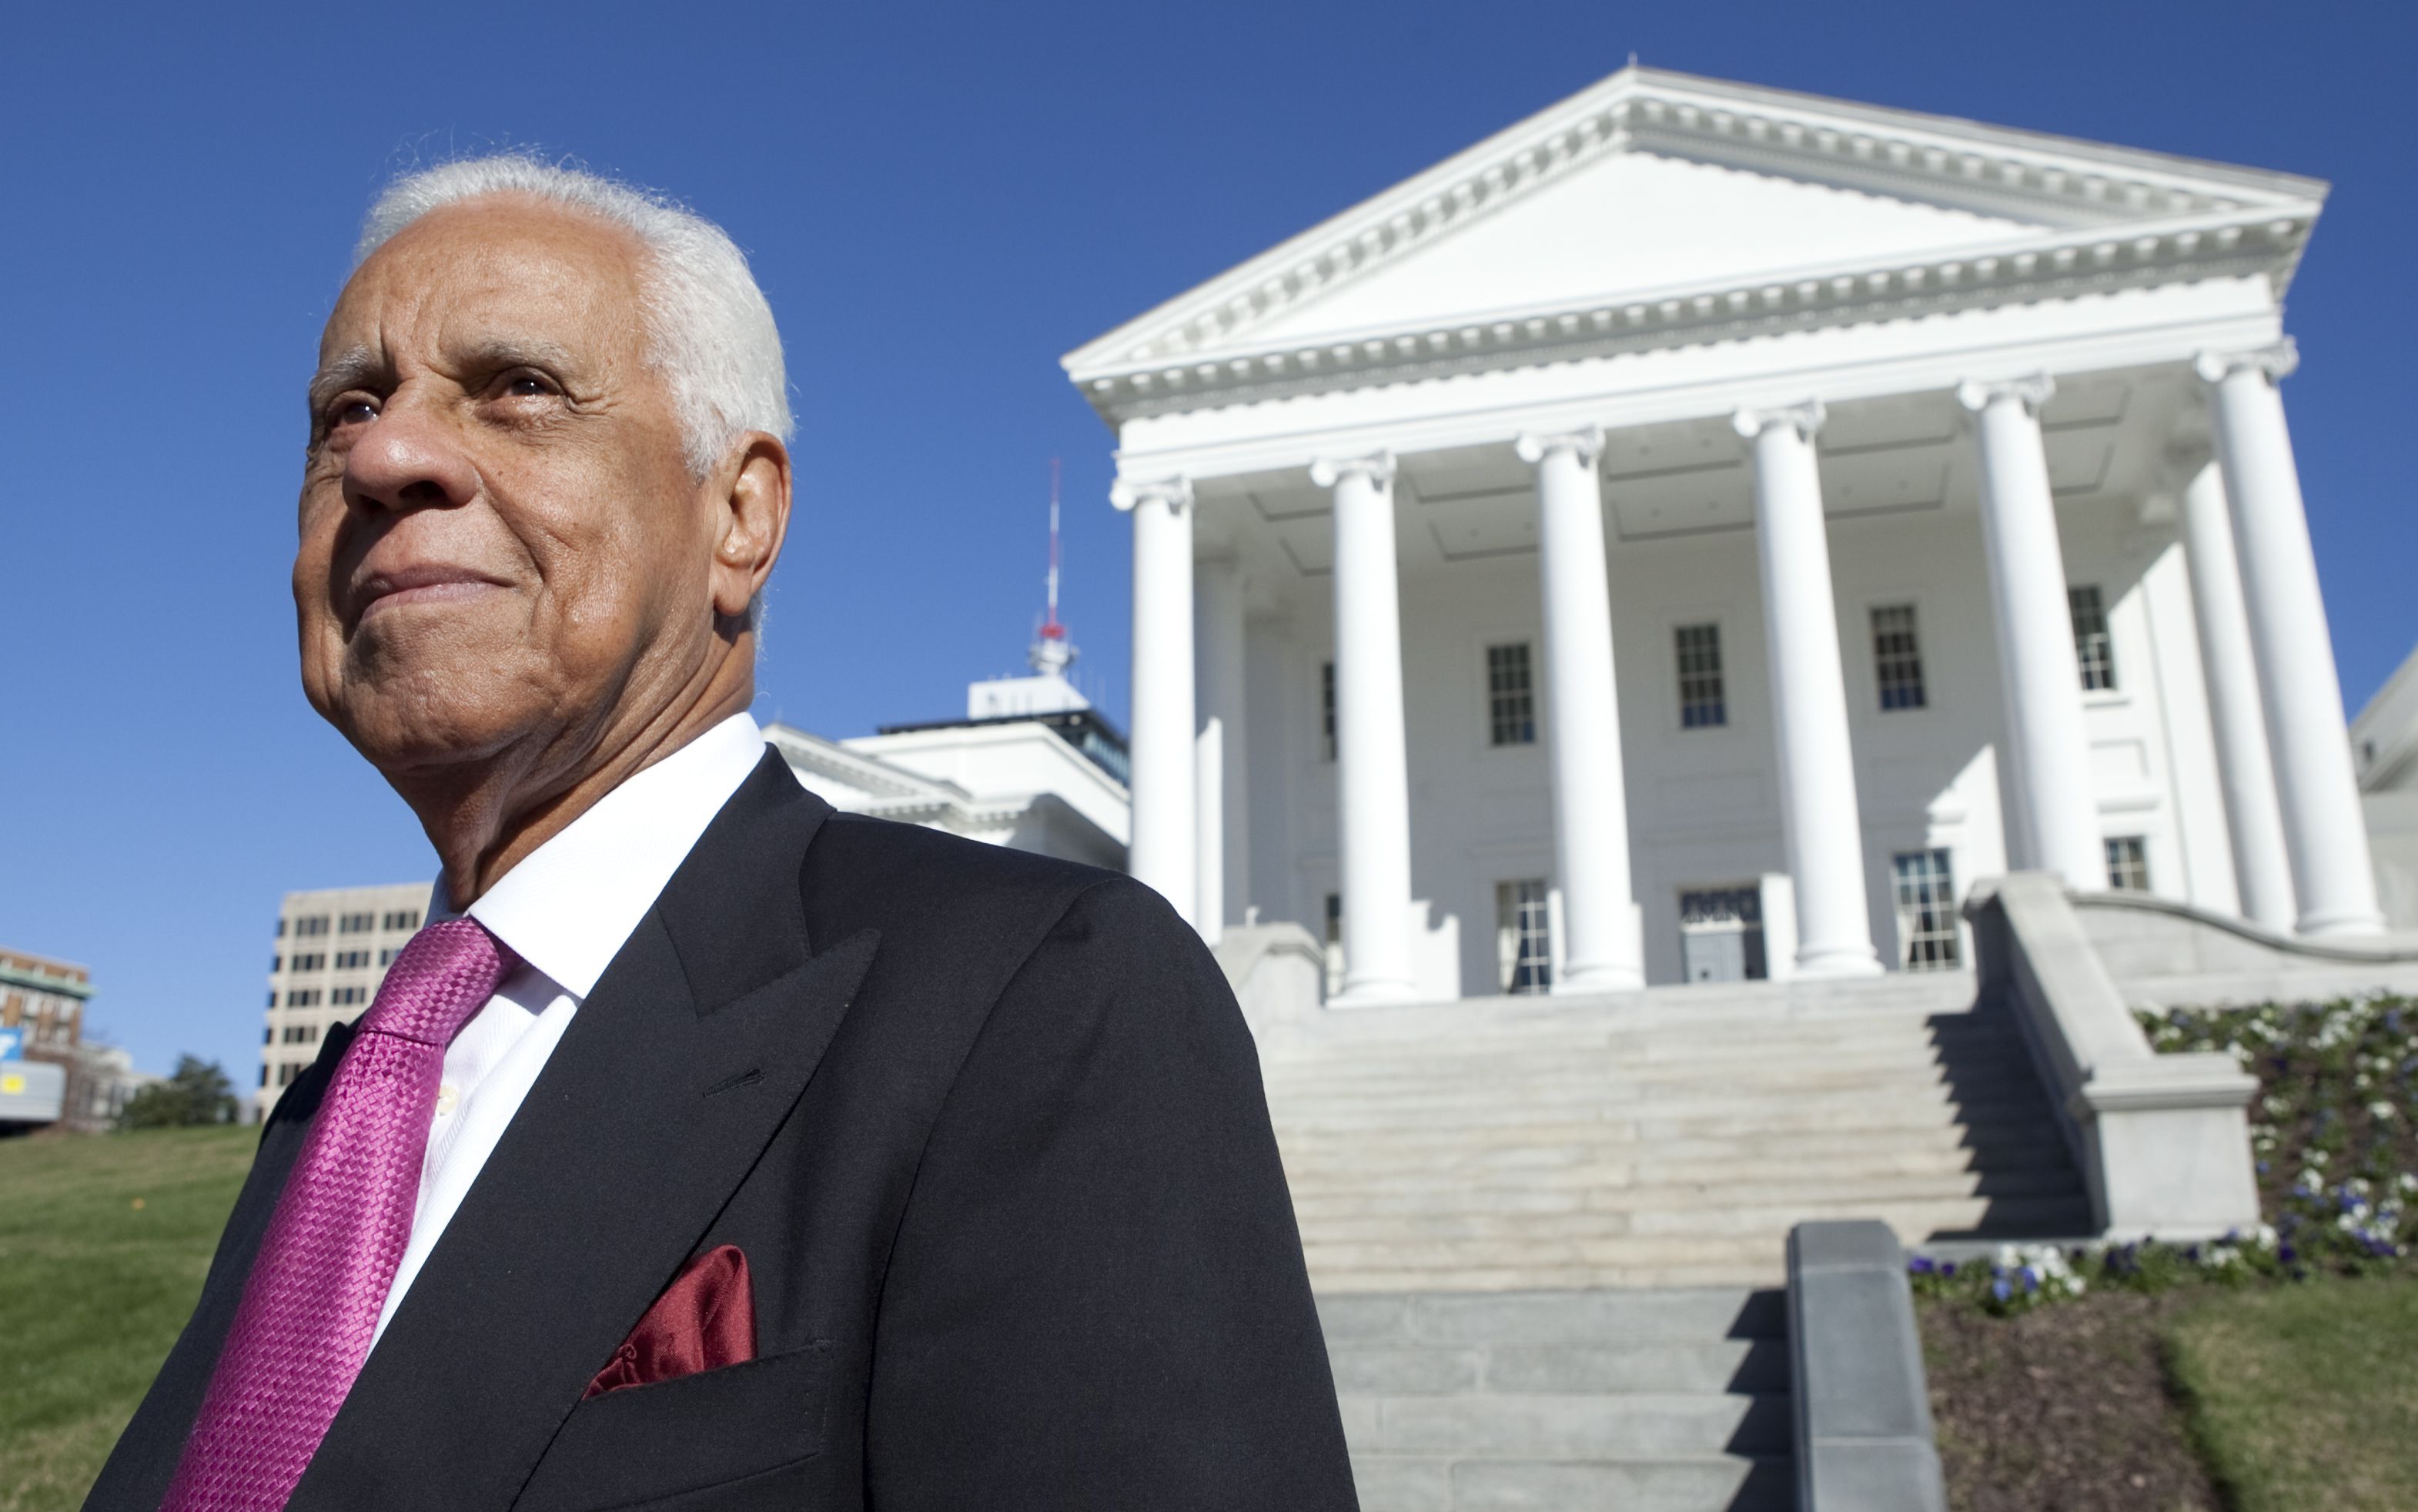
[1309,450,1396,490]
[1109,475,1192,514]
[1956,373,2056,415]
[1731,400,1826,442]
[2195,338,2298,387]
[1514,426,1604,467]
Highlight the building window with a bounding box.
[280,1023,323,1045]
[2069,585,2117,691]
[259,1064,268,1087]
[379,948,400,966]
[293,916,329,938]
[283,988,322,1009]
[1674,623,1726,729]
[1891,849,1961,972]
[263,1025,272,1045]
[265,989,276,1009]
[289,953,325,973]
[1486,642,1537,747]
[382,909,421,932]
[334,950,370,970]
[1322,892,1344,998]
[275,918,286,938]
[1319,661,1337,763]
[339,912,374,934]
[2105,836,2151,892]
[1494,879,1552,995]
[330,985,367,1007]
[270,955,282,973]
[278,1063,298,1087]
[1871,604,1928,711]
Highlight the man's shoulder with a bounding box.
[799,808,1166,952]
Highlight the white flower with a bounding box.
[2371,1100,2399,1121]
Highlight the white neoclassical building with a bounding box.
[1065,66,2385,1004]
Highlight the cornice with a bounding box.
[1065,67,2323,429]
[1077,213,2306,426]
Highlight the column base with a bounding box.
[1792,947,1887,979]
[1329,979,1421,1009]
[2296,909,2389,940]
[1553,964,1645,995]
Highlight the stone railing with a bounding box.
[1965,873,2259,1239]
[1788,1219,1945,1512]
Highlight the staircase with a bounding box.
[1263,971,2089,1294]
[1323,1286,1793,1511]
[1259,972,2087,1510]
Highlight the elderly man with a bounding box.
[88,159,1357,1512]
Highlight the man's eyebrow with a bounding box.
[306,345,383,410]
[459,336,581,375]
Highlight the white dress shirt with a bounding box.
[368,712,773,1350]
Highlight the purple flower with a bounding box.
[2279,1243,2298,1263]
[1992,1278,2012,1303]
[1941,1261,1957,1278]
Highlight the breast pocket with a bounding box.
[515,1340,831,1512]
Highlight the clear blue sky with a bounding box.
[3,0,2411,1083]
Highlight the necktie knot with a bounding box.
[361,917,517,1046]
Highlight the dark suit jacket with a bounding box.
[89,751,1358,1510]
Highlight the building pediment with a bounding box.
[1065,67,2324,427]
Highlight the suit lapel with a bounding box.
[289,754,878,1511]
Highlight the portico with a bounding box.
[1077,68,2383,1000]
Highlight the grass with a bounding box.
[0,1126,256,1512]
[2166,1276,2418,1512]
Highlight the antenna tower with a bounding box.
[1029,458,1075,677]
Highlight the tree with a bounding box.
[120,1055,239,1129]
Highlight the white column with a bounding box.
[1111,476,1196,925]
[2176,460,2298,932]
[1959,375,2105,892]
[1514,427,1644,992]
[1312,451,1418,1003]
[1195,557,1249,943]
[2198,342,2384,936]
[1734,402,1884,977]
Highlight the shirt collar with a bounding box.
[428,713,771,999]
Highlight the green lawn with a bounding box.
[0,1126,255,1512]
[2168,1277,2418,1512]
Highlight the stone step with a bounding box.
[1344,1391,1792,1459]
[1349,1453,1795,1512]
[1275,1082,2055,1129]
[1264,1023,2016,1072]
[1329,1337,1792,1397]
[1289,1169,2084,1229]
[1319,1287,1786,1345]
[1299,1195,2089,1269]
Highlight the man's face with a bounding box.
[296,196,717,778]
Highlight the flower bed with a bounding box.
[1912,994,2417,1314]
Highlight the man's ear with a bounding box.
[709,435,792,624]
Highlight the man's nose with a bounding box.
[343,400,481,513]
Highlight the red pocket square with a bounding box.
[584,1244,757,1400]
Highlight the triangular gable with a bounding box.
[1066,67,2325,423]
[1246,148,2038,346]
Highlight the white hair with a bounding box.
[356,155,790,631]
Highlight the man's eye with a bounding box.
[329,399,378,428]
[504,374,557,398]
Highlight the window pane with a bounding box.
[1319,661,1337,763]
[1494,878,1552,995]
[1322,892,1344,997]
[1891,849,1961,971]
[1486,642,1537,747]
[1871,603,1928,711]
[1674,623,1727,729]
[2069,585,2116,691]
[2104,836,2150,891]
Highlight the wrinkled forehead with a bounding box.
[319,195,651,370]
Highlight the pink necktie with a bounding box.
[163,917,514,1512]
